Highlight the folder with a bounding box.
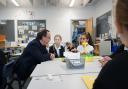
[81,75,97,89]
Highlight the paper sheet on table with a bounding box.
[64,52,80,59]
[81,75,97,89]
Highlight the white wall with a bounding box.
[93,0,112,27]
[94,0,112,19]
[0,7,95,43]
[0,0,113,43]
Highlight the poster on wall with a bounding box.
[32,25,37,30]
[17,20,46,43]
[18,28,24,34]
[24,26,29,30]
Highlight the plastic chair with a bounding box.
[3,60,16,89]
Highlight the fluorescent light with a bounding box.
[12,0,20,6]
[69,0,75,7]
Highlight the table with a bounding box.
[30,56,102,77]
[31,61,67,77]
[28,56,102,89]
[28,73,99,89]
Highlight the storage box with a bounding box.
[65,58,85,69]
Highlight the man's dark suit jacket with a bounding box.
[15,39,51,80]
[49,45,65,58]
[93,50,128,89]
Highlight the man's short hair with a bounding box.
[36,29,50,40]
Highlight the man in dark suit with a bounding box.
[15,29,55,80]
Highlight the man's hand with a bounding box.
[99,56,112,67]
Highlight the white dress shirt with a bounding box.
[54,45,61,56]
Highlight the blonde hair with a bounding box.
[54,34,62,40]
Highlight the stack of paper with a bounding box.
[64,52,80,59]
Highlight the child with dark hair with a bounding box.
[65,42,77,52]
[77,34,94,54]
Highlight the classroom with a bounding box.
[0,0,128,89]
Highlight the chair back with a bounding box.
[3,60,16,80]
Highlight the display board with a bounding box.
[96,11,112,39]
[17,20,46,43]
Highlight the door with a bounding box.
[85,18,93,37]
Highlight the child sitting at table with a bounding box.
[49,34,65,58]
[65,42,77,52]
[77,34,94,55]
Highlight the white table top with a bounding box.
[28,73,98,89]
[28,56,102,89]
[30,61,67,77]
[30,56,102,77]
